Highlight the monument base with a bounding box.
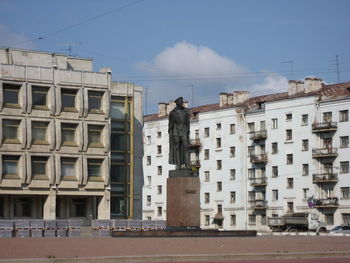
[167,169,200,229]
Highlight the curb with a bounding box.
[1,251,350,263]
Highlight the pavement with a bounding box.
[0,236,349,263]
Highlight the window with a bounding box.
[339,110,349,122]
[14,197,31,217]
[157,166,162,175]
[260,121,266,130]
[3,83,20,106]
[195,129,199,139]
[340,161,349,174]
[157,206,162,216]
[61,123,77,146]
[272,142,278,154]
[157,185,162,195]
[230,146,235,157]
[248,146,255,157]
[325,214,334,225]
[217,204,223,214]
[287,202,294,213]
[286,129,293,141]
[204,171,210,182]
[204,149,209,160]
[146,135,151,145]
[2,155,19,177]
[248,168,255,179]
[217,160,222,170]
[205,215,210,226]
[32,86,48,108]
[301,114,308,126]
[146,195,151,206]
[87,159,103,178]
[340,136,349,148]
[230,124,235,134]
[61,89,77,111]
[32,121,48,144]
[287,178,294,189]
[230,191,236,202]
[3,119,21,143]
[230,214,236,225]
[157,145,162,154]
[230,169,236,180]
[303,188,309,199]
[111,196,125,217]
[217,182,222,192]
[61,158,76,178]
[31,156,47,178]
[88,125,104,147]
[204,193,210,203]
[302,139,309,151]
[272,118,278,129]
[157,132,161,138]
[204,127,209,137]
[302,164,309,176]
[216,123,221,130]
[248,122,255,132]
[286,113,292,121]
[272,190,278,201]
[70,198,86,217]
[342,214,350,225]
[146,156,151,165]
[216,138,221,148]
[88,90,103,112]
[341,187,350,199]
[147,176,151,185]
[323,112,332,122]
[249,215,256,225]
[287,154,293,164]
[272,166,278,177]
[261,215,267,225]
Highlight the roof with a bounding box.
[144,81,350,122]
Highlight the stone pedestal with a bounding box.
[166,169,200,229]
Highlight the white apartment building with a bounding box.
[0,48,143,222]
[142,78,350,231]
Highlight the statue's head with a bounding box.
[175,97,184,108]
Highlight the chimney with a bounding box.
[288,80,305,96]
[304,77,323,93]
[232,91,250,104]
[219,93,228,107]
[158,102,167,117]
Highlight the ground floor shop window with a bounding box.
[14,197,32,217]
[70,198,86,217]
[325,214,334,225]
[111,196,126,217]
[342,214,350,225]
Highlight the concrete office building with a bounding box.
[142,78,350,231]
[0,48,143,222]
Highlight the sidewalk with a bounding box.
[1,236,350,262]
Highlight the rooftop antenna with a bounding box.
[61,42,81,56]
[187,84,194,106]
[144,87,148,115]
[281,60,294,80]
[335,55,340,82]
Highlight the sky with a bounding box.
[0,0,349,114]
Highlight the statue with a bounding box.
[168,97,190,169]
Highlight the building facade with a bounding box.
[0,48,143,222]
[142,78,350,231]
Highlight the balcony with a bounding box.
[312,148,338,158]
[249,200,268,209]
[313,197,339,208]
[189,159,200,169]
[189,139,201,148]
[250,130,267,141]
[250,153,268,163]
[312,173,338,183]
[250,177,267,186]
[312,122,337,133]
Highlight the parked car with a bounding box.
[329,225,350,234]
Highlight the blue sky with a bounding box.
[0,0,349,113]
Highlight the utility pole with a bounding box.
[187,84,194,106]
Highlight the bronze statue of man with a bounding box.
[168,97,190,169]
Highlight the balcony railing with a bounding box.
[312,121,337,133]
[312,173,338,183]
[190,160,200,168]
[249,200,268,209]
[250,130,267,140]
[312,148,338,158]
[250,153,268,163]
[250,177,267,186]
[313,197,339,208]
[189,139,201,147]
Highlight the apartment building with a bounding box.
[142,78,350,231]
[0,48,143,222]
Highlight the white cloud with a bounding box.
[136,41,288,112]
[0,24,36,49]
